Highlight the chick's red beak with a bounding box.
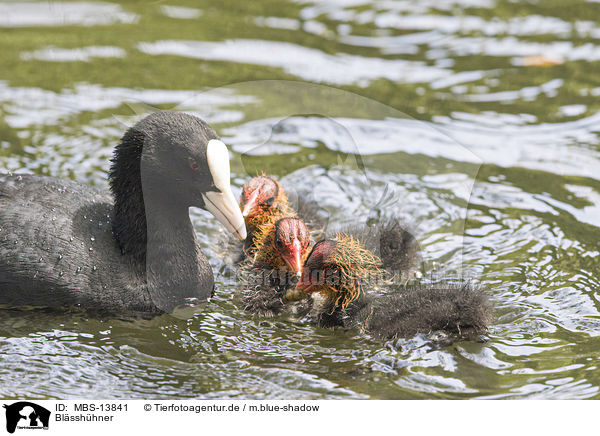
[241,189,259,217]
[282,238,304,277]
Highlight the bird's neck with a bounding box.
[112,177,198,260]
[144,196,213,312]
[115,181,212,309]
[321,267,366,309]
[314,288,371,328]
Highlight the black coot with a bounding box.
[0,112,246,313]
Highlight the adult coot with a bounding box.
[0,111,246,313]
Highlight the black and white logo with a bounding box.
[3,402,50,434]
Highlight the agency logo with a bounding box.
[3,402,50,434]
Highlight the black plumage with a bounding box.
[0,112,242,313]
[313,282,492,341]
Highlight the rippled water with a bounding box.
[0,0,599,399]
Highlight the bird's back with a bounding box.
[0,173,150,311]
[356,282,492,341]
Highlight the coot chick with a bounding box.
[240,176,290,226]
[241,217,312,317]
[239,175,291,252]
[239,175,326,253]
[0,111,246,313]
[291,235,492,341]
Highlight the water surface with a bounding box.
[0,0,599,399]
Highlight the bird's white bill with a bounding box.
[203,189,247,241]
[205,138,247,240]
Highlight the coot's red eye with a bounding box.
[189,160,200,171]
